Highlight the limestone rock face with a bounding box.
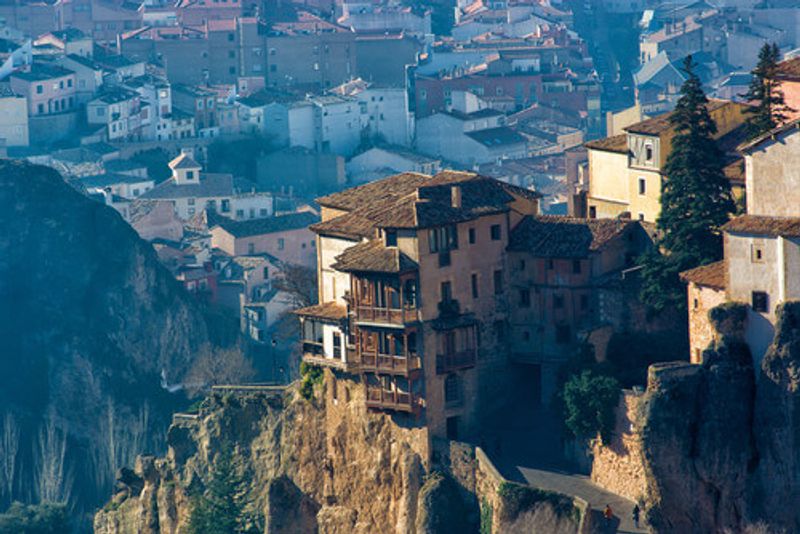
[94,380,433,534]
[638,302,800,533]
[0,161,213,519]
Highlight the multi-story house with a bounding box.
[415,108,527,165]
[172,83,218,135]
[122,74,172,140]
[86,87,144,141]
[295,170,542,440]
[683,119,800,364]
[264,12,356,91]
[209,211,319,266]
[0,86,29,147]
[585,99,748,223]
[140,149,274,220]
[9,62,77,116]
[332,78,414,147]
[57,54,105,104]
[338,2,432,43]
[34,28,93,57]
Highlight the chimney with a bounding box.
[180,147,194,158]
[451,185,462,208]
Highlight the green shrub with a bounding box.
[562,370,620,443]
[299,362,323,401]
[0,502,70,534]
[497,482,575,521]
[480,497,493,534]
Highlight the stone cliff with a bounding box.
[600,301,800,533]
[0,161,216,522]
[95,373,589,534]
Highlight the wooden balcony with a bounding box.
[301,342,357,372]
[436,350,477,374]
[365,385,418,413]
[353,305,418,326]
[360,351,421,376]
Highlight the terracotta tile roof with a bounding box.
[624,99,732,136]
[679,260,726,290]
[722,215,800,237]
[737,118,800,153]
[775,57,800,81]
[313,171,541,237]
[212,211,318,238]
[508,215,634,258]
[584,134,628,154]
[294,301,347,321]
[331,239,418,273]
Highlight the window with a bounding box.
[752,291,769,313]
[186,170,195,180]
[228,33,235,41]
[638,177,646,195]
[236,209,244,218]
[439,250,451,268]
[249,208,255,218]
[572,259,581,274]
[67,79,72,88]
[270,64,277,73]
[490,224,501,240]
[263,267,269,279]
[260,208,268,217]
[693,297,699,309]
[645,144,653,161]
[638,213,645,221]
[441,281,452,303]
[493,270,503,295]
[556,324,571,344]
[333,332,342,358]
[229,66,236,75]
[386,229,397,247]
[471,273,479,299]
[751,244,764,263]
[444,374,462,405]
[248,243,255,254]
[469,228,476,244]
[553,295,564,309]
[37,103,44,114]
[520,289,531,308]
[589,206,597,219]
[187,198,195,206]
[278,238,285,250]
[221,199,230,212]
[428,225,458,252]
[547,259,554,270]
[36,84,43,94]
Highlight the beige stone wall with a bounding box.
[591,390,647,504]
[746,129,800,217]
[687,283,726,363]
[587,148,629,219]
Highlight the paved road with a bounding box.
[490,407,648,533]
[511,464,647,534]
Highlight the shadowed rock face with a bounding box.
[0,161,211,520]
[639,302,800,533]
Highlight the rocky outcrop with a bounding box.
[633,302,800,533]
[94,377,439,534]
[0,161,219,522]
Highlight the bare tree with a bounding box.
[273,264,317,308]
[0,412,20,506]
[184,344,256,397]
[33,412,73,505]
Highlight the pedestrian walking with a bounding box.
[604,504,613,527]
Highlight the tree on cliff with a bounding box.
[639,55,735,313]
[562,370,620,443]
[188,447,261,534]
[743,43,791,139]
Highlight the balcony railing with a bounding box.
[365,386,418,413]
[354,305,417,325]
[301,341,356,372]
[436,350,477,374]
[360,351,421,375]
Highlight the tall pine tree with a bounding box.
[744,42,791,139]
[188,447,261,534]
[639,55,734,312]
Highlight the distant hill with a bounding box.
[0,160,216,526]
